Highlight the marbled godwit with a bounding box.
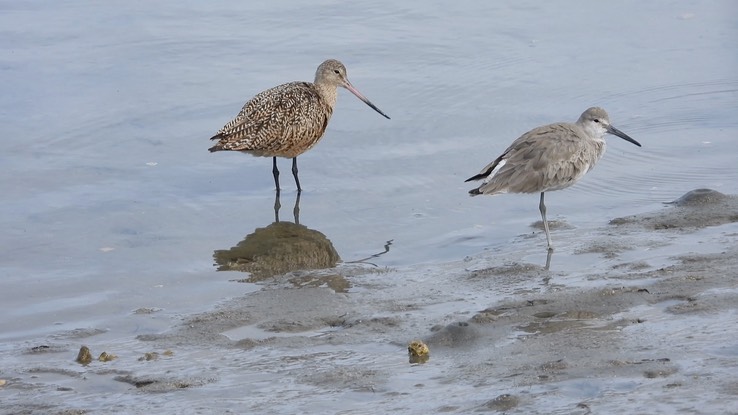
[466,107,641,251]
[208,59,390,193]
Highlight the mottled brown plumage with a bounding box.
[209,59,390,192]
[466,107,641,251]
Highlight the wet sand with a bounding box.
[2,189,737,414]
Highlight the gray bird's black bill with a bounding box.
[607,125,641,147]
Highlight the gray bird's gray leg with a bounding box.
[539,192,554,251]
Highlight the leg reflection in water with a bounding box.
[274,191,301,224]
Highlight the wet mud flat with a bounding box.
[2,189,738,414]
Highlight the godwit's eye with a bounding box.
[593,119,600,123]
[334,69,340,74]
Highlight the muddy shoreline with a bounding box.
[3,189,738,414]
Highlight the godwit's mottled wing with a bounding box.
[469,123,603,195]
[209,81,333,158]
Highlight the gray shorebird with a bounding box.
[466,107,641,251]
[208,59,390,193]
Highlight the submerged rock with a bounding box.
[98,351,117,362]
[408,340,430,364]
[75,346,92,365]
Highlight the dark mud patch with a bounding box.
[467,262,549,279]
[114,374,216,392]
[574,240,634,258]
[297,364,382,392]
[50,328,108,340]
[286,272,351,293]
[531,219,573,231]
[482,393,521,411]
[426,321,482,347]
[468,287,652,329]
[611,188,738,230]
[27,367,84,378]
[143,287,355,347]
[668,188,729,207]
[23,344,68,355]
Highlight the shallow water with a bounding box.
[1,1,737,414]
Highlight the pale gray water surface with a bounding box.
[1,1,737,414]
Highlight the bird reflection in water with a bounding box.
[213,193,343,286]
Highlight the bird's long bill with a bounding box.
[343,80,391,120]
[607,125,641,147]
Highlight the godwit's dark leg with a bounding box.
[272,157,280,193]
[292,157,302,193]
[539,192,553,251]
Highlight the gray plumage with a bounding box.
[209,59,390,192]
[466,107,641,251]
